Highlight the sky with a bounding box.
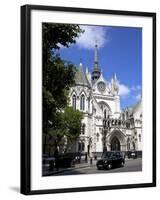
[57,25,142,109]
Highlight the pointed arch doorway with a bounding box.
[111,136,120,151]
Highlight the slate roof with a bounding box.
[75,63,91,88]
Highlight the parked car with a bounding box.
[96,151,125,170]
[127,150,137,159]
[56,153,76,168]
[42,155,56,171]
[42,154,55,165]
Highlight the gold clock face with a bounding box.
[98,81,106,92]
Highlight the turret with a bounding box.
[75,62,90,88]
[111,73,119,95]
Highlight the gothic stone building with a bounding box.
[69,44,142,156]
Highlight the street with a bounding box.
[53,158,142,176]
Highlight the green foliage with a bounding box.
[42,23,84,154]
[43,57,77,130]
[42,23,83,65]
[42,23,83,130]
[49,107,83,136]
[48,107,83,152]
[60,107,83,141]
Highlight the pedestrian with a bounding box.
[54,148,59,171]
[90,152,93,165]
[85,153,88,163]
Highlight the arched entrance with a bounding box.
[107,129,127,151]
[111,136,120,151]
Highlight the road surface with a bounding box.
[54,158,142,176]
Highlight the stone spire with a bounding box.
[114,73,117,82]
[94,44,99,69]
[92,44,101,83]
[111,73,119,95]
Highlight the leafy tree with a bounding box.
[43,23,83,65]
[42,23,84,154]
[42,23,83,131]
[43,57,76,131]
[48,107,83,153]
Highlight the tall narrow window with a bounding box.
[127,138,130,150]
[122,113,125,121]
[132,142,135,150]
[126,121,130,128]
[104,109,107,119]
[97,133,99,142]
[78,142,81,151]
[88,98,90,111]
[80,94,85,110]
[126,111,129,119]
[139,134,141,142]
[72,95,76,109]
[81,123,85,135]
[82,142,85,151]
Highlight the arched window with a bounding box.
[80,94,85,110]
[72,95,76,109]
[118,120,121,126]
[112,119,114,126]
[107,120,110,127]
[115,120,117,126]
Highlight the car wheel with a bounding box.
[120,161,124,167]
[107,164,112,170]
[97,166,101,170]
[70,160,75,167]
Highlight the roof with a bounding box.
[75,63,91,88]
[122,100,142,118]
[124,100,142,115]
[131,100,142,113]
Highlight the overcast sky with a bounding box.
[57,24,142,109]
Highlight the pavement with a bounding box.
[43,159,97,176]
[43,157,139,176]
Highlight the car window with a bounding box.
[102,152,113,158]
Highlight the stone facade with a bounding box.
[69,44,142,156]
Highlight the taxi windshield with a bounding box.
[102,152,114,158]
